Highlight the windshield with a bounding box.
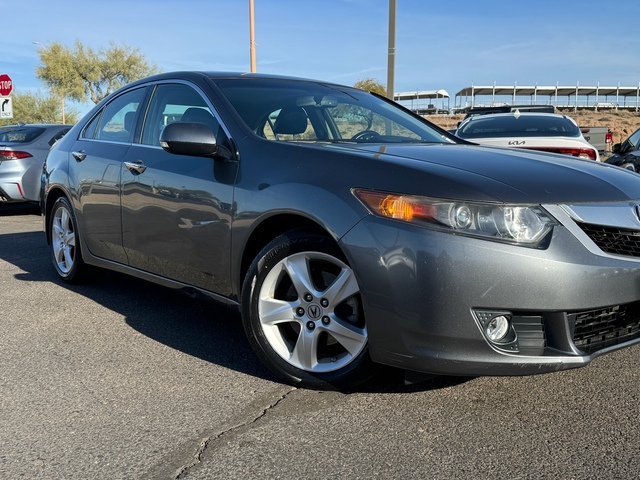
[214,77,454,145]
[0,126,45,143]
[457,114,581,139]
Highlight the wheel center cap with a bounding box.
[307,303,322,320]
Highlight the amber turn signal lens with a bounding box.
[355,190,436,222]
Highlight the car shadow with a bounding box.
[361,368,473,393]
[0,203,41,216]
[1,227,469,393]
[1,229,277,383]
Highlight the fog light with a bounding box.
[486,315,510,342]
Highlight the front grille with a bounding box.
[577,222,640,257]
[570,304,640,354]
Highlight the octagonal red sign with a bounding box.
[0,74,13,96]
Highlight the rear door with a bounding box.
[69,87,147,264]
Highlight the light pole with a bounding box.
[387,0,396,101]
[249,0,256,72]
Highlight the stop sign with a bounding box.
[0,74,13,96]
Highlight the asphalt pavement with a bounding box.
[1,204,639,479]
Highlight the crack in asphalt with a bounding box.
[173,387,297,479]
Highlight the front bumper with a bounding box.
[340,203,640,376]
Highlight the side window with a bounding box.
[49,128,70,146]
[82,113,101,139]
[89,88,145,143]
[627,128,640,150]
[141,83,224,147]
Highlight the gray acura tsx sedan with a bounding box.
[41,71,640,389]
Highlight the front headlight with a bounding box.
[354,189,555,246]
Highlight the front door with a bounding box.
[120,82,237,296]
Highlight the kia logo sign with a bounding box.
[508,140,526,145]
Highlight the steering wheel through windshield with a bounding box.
[351,130,381,141]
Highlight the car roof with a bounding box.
[123,71,350,90]
[456,111,582,140]
[463,104,555,118]
[459,112,578,128]
[465,112,570,121]
[0,124,73,128]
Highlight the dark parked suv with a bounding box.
[605,127,640,171]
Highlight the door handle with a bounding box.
[124,160,147,175]
[72,150,86,162]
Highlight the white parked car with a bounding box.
[455,111,600,161]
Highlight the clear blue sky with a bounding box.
[2,0,639,114]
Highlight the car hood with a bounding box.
[314,142,640,204]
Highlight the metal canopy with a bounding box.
[394,89,449,101]
[454,84,640,110]
[455,85,639,97]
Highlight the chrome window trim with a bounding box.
[79,78,235,148]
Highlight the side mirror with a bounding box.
[160,122,233,160]
[612,143,621,154]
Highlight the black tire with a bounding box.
[49,196,86,282]
[621,162,636,172]
[241,230,378,390]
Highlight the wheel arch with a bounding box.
[43,186,69,245]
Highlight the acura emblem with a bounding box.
[307,304,322,319]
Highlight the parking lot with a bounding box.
[2,204,640,479]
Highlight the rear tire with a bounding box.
[241,230,377,390]
[49,197,85,282]
[621,162,636,172]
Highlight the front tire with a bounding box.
[49,196,85,282]
[241,231,377,390]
